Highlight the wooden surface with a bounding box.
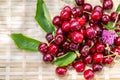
[0,0,120,80]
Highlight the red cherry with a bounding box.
[103,0,113,10]
[96,42,105,53]
[80,45,90,56]
[38,43,48,54]
[83,55,92,64]
[62,22,70,32]
[93,5,103,13]
[70,20,81,31]
[73,61,85,72]
[101,14,110,24]
[63,6,71,13]
[76,17,86,27]
[82,3,92,12]
[52,16,62,27]
[48,43,58,54]
[70,31,84,43]
[91,11,102,21]
[75,0,84,6]
[93,53,103,63]
[103,56,113,64]
[71,7,83,18]
[43,53,54,63]
[60,10,71,21]
[92,63,103,72]
[56,67,67,76]
[54,34,64,45]
[110,12,118,21]
[112,47,120,55]
[84,69,94,80]
[115,37,120,46]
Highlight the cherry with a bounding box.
[93,25,103,35]
[90,46,96,54]
[76,17,86,27]
[56,52,65,57]
[82,3,92,12]
[93,5,103,13]
[62,22,70,32]
[91,10,102,21]
[112,47,120,55]
[115,37,120,46]
[52,16,62,27]
[71,7,83,18]
[60,10,71,21]
[54,34,64,45]
[80,45,90,56]
[82,13,89,21]
[89,19,99,26]
[46,33,53,43]
[63,6,71,13]
[103,56,113,64]
[83,55,92,64]
[70,31,84,43]
[96,42,105,53]
[43,53,54,63]
[85,27,97,39]
[103,0,113,10]
[62,41,70,51]
[84,69,94,80]
[56,28,64,35]
[86,39,94,47]
[101,14,110,24]
[73,61,85,72]
[110,12,118,21]
[56,67,67,76]
[38,43,48,54]
[92,63,103,72]
[69,42,80,51]
[48,43,58,54]
[75,0,84,6]
[70,20,81,31]
[93,53,103,63]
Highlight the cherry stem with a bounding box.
[83,11,92,14]
[75,50,81,58]
[112,12,120,27]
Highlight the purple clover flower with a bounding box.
[102,30,118,45]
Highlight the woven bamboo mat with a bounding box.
[0,0,120,80]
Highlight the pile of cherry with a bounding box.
[38,0,120,79]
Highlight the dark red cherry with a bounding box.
[85,27,97,39]
[110,12,118,21]
[96,42,105,53]
[46,33,53,43]
[69,42,80,51]
[91,11,102,21]
[71,7,83,18]
[60,10,71,21]
[82,3,92,12]
[75,0,84,6]
[62,41,70,51]
[103,0,113,10]
[112,47,120,55]
[83,55,92,64]
[70,20,81,31]
[86,39,94,47]
[82,13,89,21]
[93,25,103,35]
[80,45,90,56]
[93,53,103,63]
[62,22,70,32]
[92,63,103,72]
[38,43,48,54]
[89,19,99,26]
[54,34,64,45]
[70,31,84,43]
[73,61,85,72]
[48,43,58,54]
[90,46,96,54]
[101,14,110,24]
[93,5,103,13]
[103,56,113,64]
[43,53,54,63]
[115,37,120,46]
[76,17,86,27]
[63,6,71,13]
[56,67,67,76]
[52,16,62,27]
[84,69,94,80]
[56,28,64,35]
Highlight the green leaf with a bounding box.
[10,33,41,52]
[53,52,76,67]
[116,4,120,13]
[106,22,117,30]
[117,32,120,36]
[35,0,55,33]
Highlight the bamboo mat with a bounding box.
[0,0,120,80]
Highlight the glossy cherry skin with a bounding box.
[101,14,110,24]
[93,53,103,63]
[70,31,84,43]
[38,43,48,54]
[62,22,70,32]
[91,11,102,21]
[56,28,64,35]
[56,52,65,57]
[69,42,80,51]
[43,53,54,63]
[89,19,99,26]
[62,41,70,51]
[82,13,89,21]
[71,7,83,18]
[115,37,120,46]
[93,5,103,13]
[112,47,120,55]
[103,0,113,10]
[56,67,67,76]
[110,12,118,21]
[82,3,92,12]
[93,25,103,35]
[83,55,92,64]
[96,42,105,53]
[84,69,94,80]
[76,17,86,27]
[75,0,84,6]
[60,10,71,21]
[48,43,58,54]
[85,27,97,39]
[52,16,62,27]
[103,56,113,64]
[46,33,53,43]
[70,20,81,31]
[80,45,90,56]
[63,6,71,13]
[90,46,96,54]
[92,63,103,72]
[73,61,85,72]
[86,39,94,47]
[54,34,64,45]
